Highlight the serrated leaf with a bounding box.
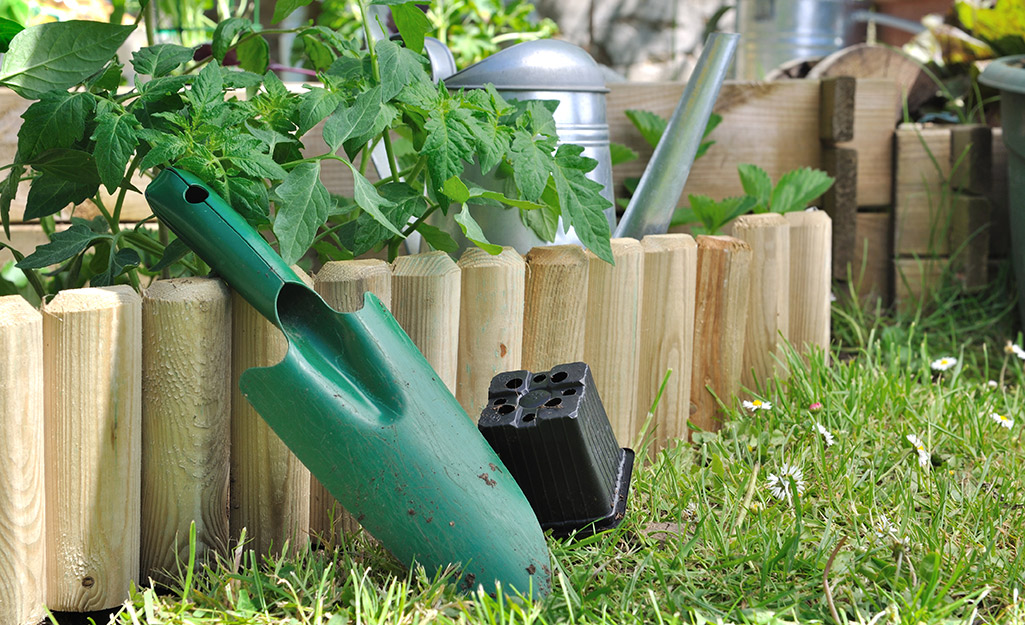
[422,107,477,190]
[230,152,288,180]
[455,203,502,255]
[18,91,95,161]
[415,222,458,253]
[131,44,195,77]
[91,247,140,286]
[609,142,638,167]
[1,164,25,237]
[212,17,252,61]
[149,238,190,272]
[298,88,343,136]
[443,176,470,203]
[521,180,560,242]
[342,104,396,160]
[323,86,381,151]
[508,129,554,202]
[522,100,558,138]
[470,187,546,212]
[0,17,24,53]
[237,34,269,74]
[25,173,98,220]
[17,223,102,268]
[272,0,315,24]
[228,176,270,226]
[375,38,429,102]
[625,109,667,149]
[551,144,612,263]
[0,21,136,99]
[138,74,192,100]
[272,162,331,265]
[138,133,188,171]
[465,116,509,175]
[343,181,422,256]
[189,62,225,108]
[737,163,772,212]
[91,111,139,192]
[769,167,834,214]
[29,149,99,184]
[345,160,402,236]
[390,2,431,54]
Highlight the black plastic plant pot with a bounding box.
[980,56,1025,330]
[478,362,634,537]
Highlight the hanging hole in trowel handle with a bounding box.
[184,184,210,203]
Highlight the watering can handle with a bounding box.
[145,167,304,324]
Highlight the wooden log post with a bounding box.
[785,211,832,353]
[822,147,859,280]
[584,239,644,446]
[690,237,752,434]
[731,214,791,390]
[0,296,45,625]
[140,279,231,585]
[456,247,525,420]
[819,77,856,144]
[230,270,313,557]
[43,286,142,611]
[309,260,392,544]
[637,235,697,452]
[391,252,460,392]
[522,245,589,373]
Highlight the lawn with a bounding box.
[102,268,1025,625]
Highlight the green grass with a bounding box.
[97,271,1025,625]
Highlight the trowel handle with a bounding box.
[145,167,304,324]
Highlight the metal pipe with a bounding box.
[614,32,740,239]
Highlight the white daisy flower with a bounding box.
[930,357,957,371]
[815,422,835,447]
[987,380,999,389]
[766,463,805,502]
[873,514,898,541]
[906,434,931,469]
[742,399,772,412]
[1004,341,1025,360]
[990,413,1015,429]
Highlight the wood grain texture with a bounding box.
[584,239,644,446]
[140,279,231,585]
[851,211,892,302]
[391,252,460,392]
[310,260,392,544]
[821,146,858,279]
[731,215,790,390]
[230,271,313,557]
[839,79,900,208]
[522,245,589,373]
[607,81,822,206]
[785,211,832,353]
[43,286,142,611]
[690,236,752,433]
[949,124,992,195]
[456,248,525,420]
[806,44,933,116]
[637,235,696,451]
[0,296,45,625]
[819,76,856,144]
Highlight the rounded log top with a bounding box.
[640,234,697,252]
[457,246,525,269]
[525,244,588,265]
[0,294,40,327]
[392,251,459,276]
[317,259,391,282]
[44,285,141,313]
[143,277,230,303]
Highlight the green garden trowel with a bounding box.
[145,167,551,597]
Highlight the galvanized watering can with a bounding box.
[407,32,740,253]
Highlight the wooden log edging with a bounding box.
[522,245,589,373]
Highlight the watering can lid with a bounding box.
[444,39,609,93]
[979,55,1025,94]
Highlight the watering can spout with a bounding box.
[614,32,740,239]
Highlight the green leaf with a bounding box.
[609,142,638,167]
[390,2,431,54]
[91,111,139,192]
[229,152,288,180]
[18,91,95,161]
[520,180,560,241]
[272,162,332,265]
[298,88,343,136]
[508,129,554,202]
[470,187,546,212]
[323,86,382,152]
[0,21,136,99]
[769,167,834,214]
[227,176,270,226]
[625,109,667,149]
[237,35,270,75]
[1,164,25,237]
[345,160,402,236]
[375,38,429,102]
[91,247,140,286]
[415,222,458,253]
[131,44,195,77]
[212,17,252,61]
[189,62,225,108]
[443,176,471,204]
[149,237,190,272]
[341,181,423,256]
[454,203,503,255]
[521,100,558,138]
[551,144,612,263]
[29,149,99,184]
[737,164,773,212]
[25,173,98,220]
[17,223,102,268]
[423,108,476,191]
[685,194,757,234]
[272,0,315,24]
[138,132,188,171]
[0,17,24,53]
[465,115,509,176]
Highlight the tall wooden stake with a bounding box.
[522,245,588,373]
[584,239,644,446]
[638,235,697,451]
[0,296,45,625]
[310,260,392,544]
[43,286,142,611]
[690,237,752,433]
[391,251,460,392]
[456,247,525,420]
[785,211,832,353]
[731,214,791,390]
[230,271,313,556]
[141,278,231,585]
